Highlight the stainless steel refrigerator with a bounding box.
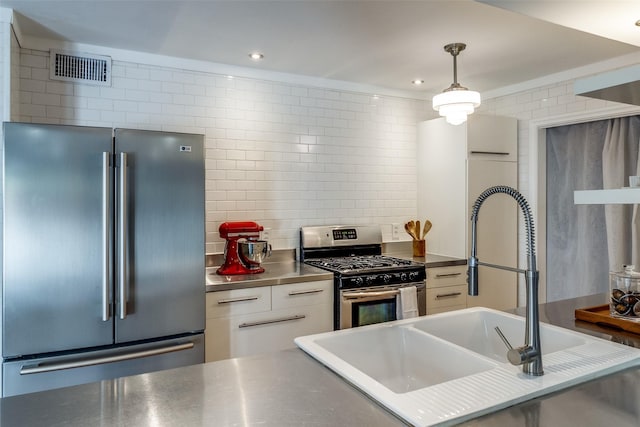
[1,123,205,397]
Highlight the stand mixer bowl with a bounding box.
[238,240,272,268]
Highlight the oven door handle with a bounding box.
[342,290,400,299]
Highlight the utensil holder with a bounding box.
[412,239,426,257]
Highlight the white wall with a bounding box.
[16,48,430,253]
[8,29,640,284]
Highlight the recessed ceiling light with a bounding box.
[249,52,264,60]
[636,19,640,26]
[412,79,425,85]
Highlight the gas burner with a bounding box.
[305,255,419,274]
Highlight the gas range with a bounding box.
[300,225,427,330]
[304,255,419,274]
[304,255,425,289]
[300,225,426,287]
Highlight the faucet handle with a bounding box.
[494,326,513,350]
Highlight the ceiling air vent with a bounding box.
[49,50,112,86]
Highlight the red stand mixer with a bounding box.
[217,221,271,275]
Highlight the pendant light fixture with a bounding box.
[432,43,481,125]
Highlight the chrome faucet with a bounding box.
[468,185,543,376]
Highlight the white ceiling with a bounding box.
[2,0,639,98]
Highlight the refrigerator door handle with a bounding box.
[19,342,195,375]
[118,152,128,319]
[102,152,111,321]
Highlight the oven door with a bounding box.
[339,283,425,329]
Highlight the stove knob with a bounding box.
[400,272,408,282]
[409,271,419,281]
[353,277,364,286]
[366,276,376,285]
[382,274,391,284]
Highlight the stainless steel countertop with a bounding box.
[206,261,334,292]
[2,293,640,426]
[206,252,465,292]
[407,252,467,268]
[0,348,406,427]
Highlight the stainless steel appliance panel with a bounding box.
[2,123,114,357]
[2,333,204,397]
[113,129,205,343]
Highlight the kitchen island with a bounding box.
[1,293,639,426]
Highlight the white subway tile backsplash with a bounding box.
[32,92,61,106]
[61,95,85,108]
[15,46,618,255]
[124,66,149,80]
[99,87,126,100]
[20,78,45,93]
[20,53,47,68]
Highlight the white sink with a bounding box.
[295,307,640,426]
[315,326,496,393]
[410,308,586,363]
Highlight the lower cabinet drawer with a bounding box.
[426,265,467,287]
[426,284,467,311]
[272,280,333,310]
[205,304,332,362]
[206,287,271,319]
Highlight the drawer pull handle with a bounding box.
[217,296,259,304]
[343,290,399,299]
[288,288,324,296]
[436,292,462,299]
[238,315,306,328]
[435,273,462,278]
[470,150,510,156]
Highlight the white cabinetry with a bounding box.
[426,265,467,314]
[417,115,518,310]
[205,280,333,362]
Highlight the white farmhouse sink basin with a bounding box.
[295,307,640,426]
[411,308,586,363]
[315,326,496,393]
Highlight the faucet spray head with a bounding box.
[468,256,479,296]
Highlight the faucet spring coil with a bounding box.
[470,185,536,259]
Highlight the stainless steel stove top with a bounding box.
[304,255,420,274]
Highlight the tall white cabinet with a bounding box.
[417,115,519,310]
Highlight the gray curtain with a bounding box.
[602,118,640,270]
[546,116,640,302]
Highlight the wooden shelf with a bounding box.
[574,188,640,205]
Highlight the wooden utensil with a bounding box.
[404,222,417,240]
[416,220,421,241]
[422,220,432,239]
[408,220,418,240]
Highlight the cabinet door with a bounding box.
[205,305,332,362]
[467,115,517,162]
[417,119,468,258]
[466,159,518,310]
